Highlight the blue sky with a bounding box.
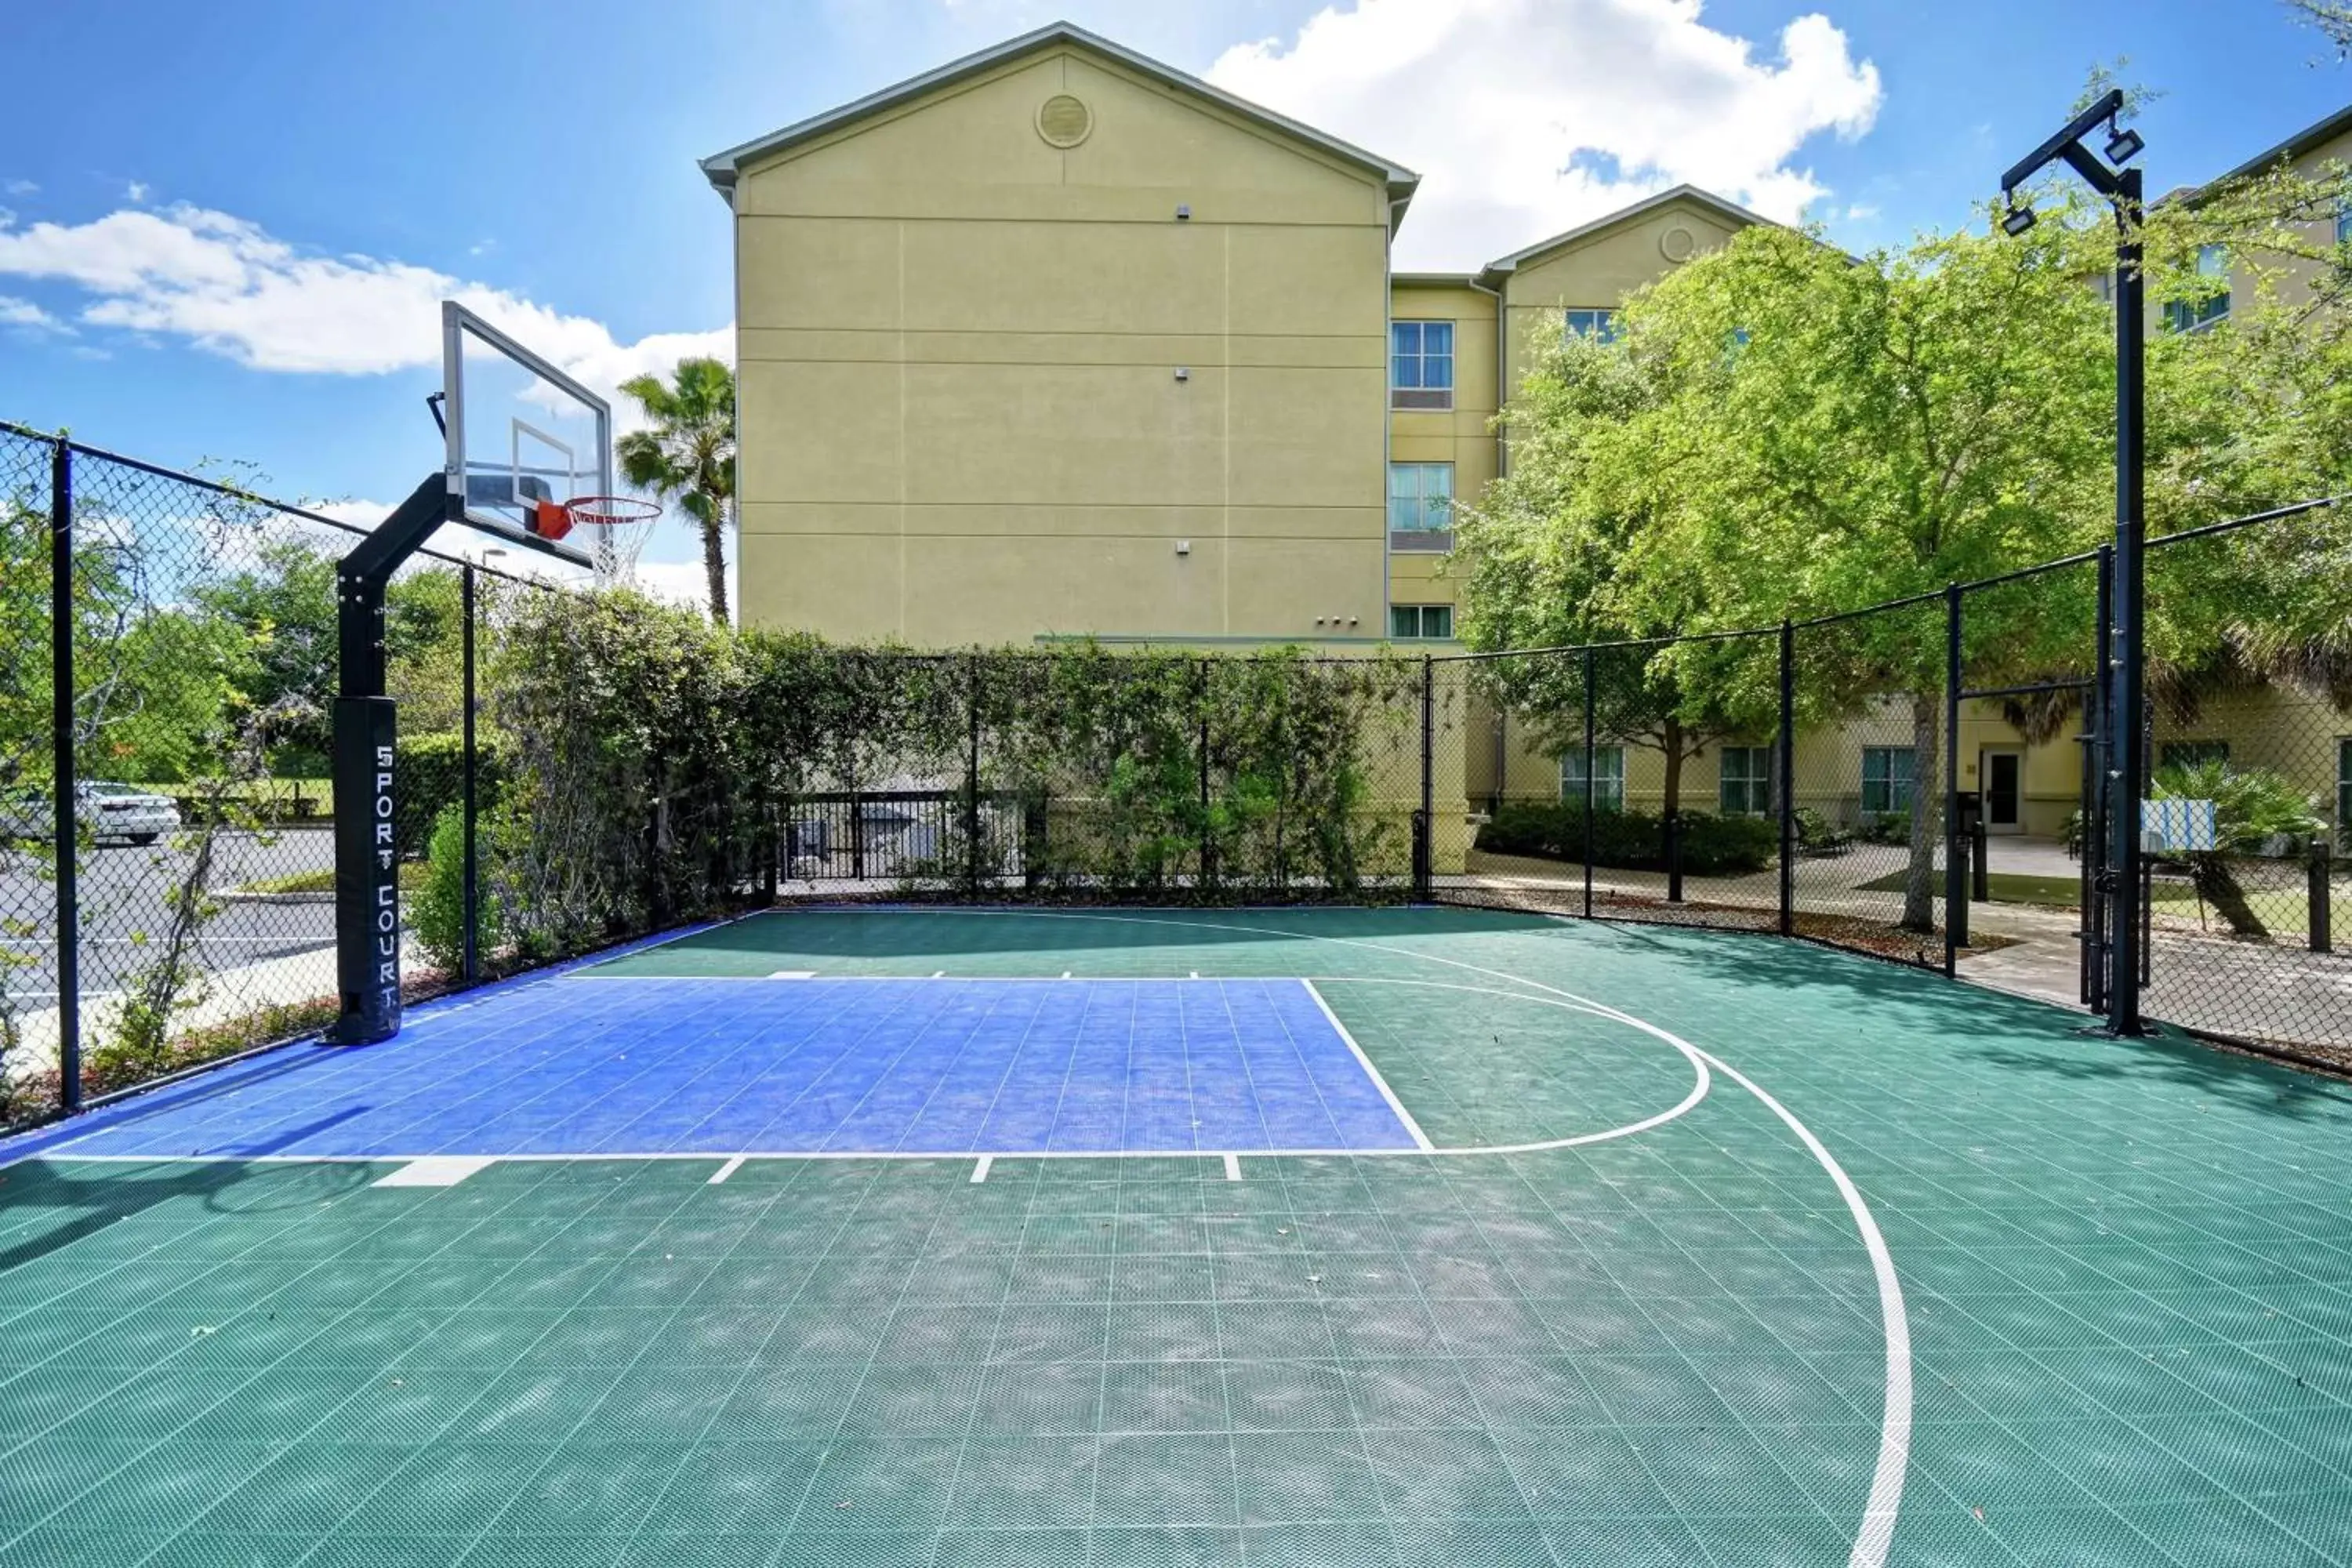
[2,0,2344,597]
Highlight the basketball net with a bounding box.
[557,496,661,588]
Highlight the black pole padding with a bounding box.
[49,439,81,1113]
[1973,818,1990,904]
[331,696,401,1044]
[2312,839,2333,956]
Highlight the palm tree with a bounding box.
[617,358,736,625]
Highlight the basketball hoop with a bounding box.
[561,495,659,584]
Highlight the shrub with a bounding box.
[394,731,501,861]
[412,803,503,972]
[1477,801,1775,874]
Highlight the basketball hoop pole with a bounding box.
[330,473,451,1045]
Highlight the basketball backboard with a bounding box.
[440,300,605,566]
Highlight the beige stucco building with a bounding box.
[700,20,1766,654]
[703,23,2350,858]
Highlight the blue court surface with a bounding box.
[39,976,1428,1159]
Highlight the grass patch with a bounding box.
[1858,863,2346,939]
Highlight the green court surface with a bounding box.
[4,906,2351,1566]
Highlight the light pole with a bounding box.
[1998,89,2149,1036]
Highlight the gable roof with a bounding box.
[699,20,1419,222]
[1476,185,1774,285]
[2199,100,2352,193]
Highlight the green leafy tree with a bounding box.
[618,358,737,626]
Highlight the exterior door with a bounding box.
[1982,749,2024,833]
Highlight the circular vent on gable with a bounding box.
[1659,224,1699,263]
[1036,93,1093,148]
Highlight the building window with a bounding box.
[2165,245,2230,332]
[2159,740,2229,771]
[1860,746,1915,818]
[1392,321,1454,409]
[1388,604,1454,640]
[1563,308,1619,343]
[2338,205,2351,247]
[1388,463,1454,551]
[1719,746,1773,816]
[2338,739,2351,835]
[1561,746,1626,812]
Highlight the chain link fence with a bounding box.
[5,421,2347,1128]
[2142,509,2350,1054]
[0,424,566,1130]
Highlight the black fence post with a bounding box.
[1944,583,1966,972]
[2085,544,2114,1012]
[2311,838,2333,955]
[1582,645,1596,921]
[1777,620,1794,938]
[1416,655,1435,901]
[49,439,80,1115]
[965,654,982,896]
[1197,657,1213,891]
[460,564,478,987]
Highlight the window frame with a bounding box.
[2338,738,2351,837]
[2165,245,2231,333]
[2158,739,2230,772]
[1391,320,1454,409]
[1388,604,1454,641]
[1563,307,1619,343]
[1719,745,1774,817]
[1860,746,1916,818]
[1560,745,1626,813]
[1387,461,1456,552]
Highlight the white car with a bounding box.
[1,782,183,847]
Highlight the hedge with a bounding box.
[1477,800,1777,875]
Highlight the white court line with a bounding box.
[1301,979,1433,1152]
[1222,1152,1240,1181]
[971,1155,993,1184]
[20,906,1907,1568]
[768,971,817,979]
[707,1155,745,1185]
[750,904,1912,1568]
[372,1156,495,1189]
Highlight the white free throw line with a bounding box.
[971,1156,993,1185]
[708,1155,745,1185]
[1222,1152,1241,1181]
[1301,979,1434,1152]
[372,1156,495,1189]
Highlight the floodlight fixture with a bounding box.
[2001,204,2038,238]
[2104,125,2145,167]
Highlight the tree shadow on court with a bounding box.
[1575,919,2352,1126]
[0,1107,379,1275]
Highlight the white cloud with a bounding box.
[2,180,34,197]
[0,201,730,427]
[0,294,66,332]
[1207,0,1882,268]
[125,180,151,203]
[1845,201,1880,221]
